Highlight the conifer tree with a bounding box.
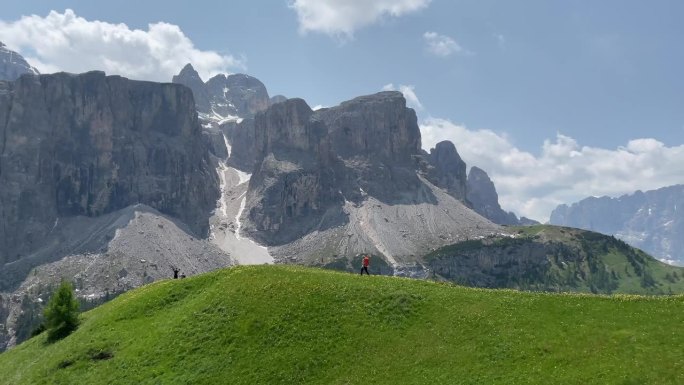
[44,281,80,342]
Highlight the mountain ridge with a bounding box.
[550,184,684,266]
[425,224,684,294]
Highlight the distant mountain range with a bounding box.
[550,185,684,266]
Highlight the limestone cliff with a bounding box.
[466,166,533,225]
[243,92,427,244]
[0,71,219,268]
[424,141,468,202]
[239,91,500,268]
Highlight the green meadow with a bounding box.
[0,265,682,384]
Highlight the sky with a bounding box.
[2,0,683,221]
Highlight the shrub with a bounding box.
[44,281,80,342]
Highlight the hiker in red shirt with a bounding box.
[360,254,370,275]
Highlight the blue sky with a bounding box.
[2,0,683,220]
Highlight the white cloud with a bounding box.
[423,31,464,57]
[420,117,684,222]
[0,9,245,82]
[381,83,423,111]
[289,0,431,38]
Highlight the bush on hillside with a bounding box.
[44,281,80,342]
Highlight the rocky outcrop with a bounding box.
[466,166,532,225]
[0,42,39,81]
[550,185,684,265]
[240,91,500,263]
[424,141,468,202]
[206,73,269,118]
[243,98,340,244]
[0,71,219,268]
[224,118,258,171]
[171,63,271,173]
[171,63,270,120]
[171,64,210,112]
[269,95,288,105]
[243,92,424,244]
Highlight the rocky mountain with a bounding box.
[0,71,231,350]
[0,71,219,265]
[171,63,269,124]
[170,68,497,275]
[466,166,538,225]
[171,64,273,173]
[0,42,39,81]
[550,185,684,266]
[170,66,526,273]
[423,141,468,202]
[223,91,502,275]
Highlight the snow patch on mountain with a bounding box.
[234,192,247,240]
[236,170,251,185]
[222,133,232,158]
[199,110,243,126]
[209,161,273,265]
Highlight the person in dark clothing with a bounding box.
[360,254,370,275]
[172,267,180,279]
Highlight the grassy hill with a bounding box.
[425,225,684,295]
[0,265,682,384]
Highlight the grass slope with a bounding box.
[426,225,684,294]
[0,266,683,384]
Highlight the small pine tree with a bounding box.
[44,281,80,342]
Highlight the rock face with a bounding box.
[171,64,271,172]
[171,63,270,120]
[224,118,259,171]
[550,185,684,265]
[244,92,423,244]
[171,64,210,112]
[466,166,534,225]
[269,95,287,105]
[0,42,39,81]
[424,141,468,202]
[0,71,219,270]
[235,91,501,269]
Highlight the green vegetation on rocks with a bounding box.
[0,265,682,384]
[426,225,684,294]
